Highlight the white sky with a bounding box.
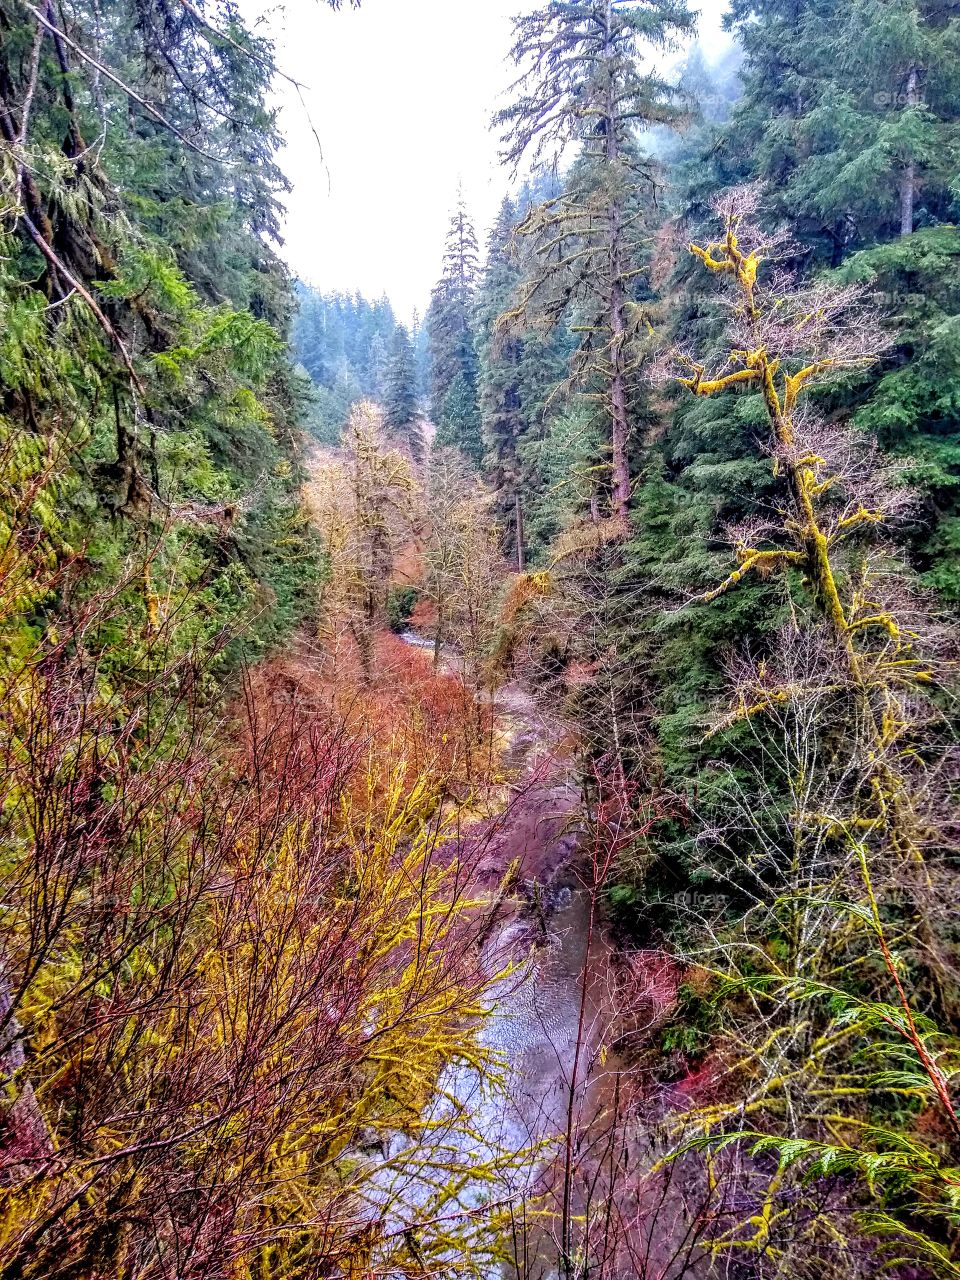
[246,0,732,322]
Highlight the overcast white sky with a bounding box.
[246,0,731,322]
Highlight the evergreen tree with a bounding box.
[497,0,695,525]
[477,197,527,566]
[292,287,398,438]
[426,191,481,438]
[435,373,484,467]
[0,0,333,662]
[837,227,960,598]
[720,0,960,257]
[665,0,960,604]
[809,0,960,238]
[613,0,960,834]
[367,331,388,400]
[411,306,430,398]
[384,323,425,461]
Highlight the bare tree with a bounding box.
[422,446,504,685]
[307,401,414,681]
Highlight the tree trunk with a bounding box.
[356,605,374,684]
[433,603,444,668]
[605,0,630,528]
[900,163,915,237]
[900,66,919,237]
[608,274,631,525]
[515,494,525,573]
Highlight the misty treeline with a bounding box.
[291,287,430,445]
[2,0,960,1277]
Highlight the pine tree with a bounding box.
[435,373,484,467]
[384,324,425,461]
[477,198,526,566]
[497,0,694,526]
[426,191,481,435]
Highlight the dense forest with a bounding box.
[1,1,960,1278]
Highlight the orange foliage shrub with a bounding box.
[245,631,495,822]
[408,594,438,636]
[0,620,506,1280]
[500,570,552,625]
[391,537,425,590]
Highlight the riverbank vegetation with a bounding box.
[2,0,960,1276]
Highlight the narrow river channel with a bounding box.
[372,638,624,1277]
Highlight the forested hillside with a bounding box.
[2,1,960,1278]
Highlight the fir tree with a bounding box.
[477,197,527,566]
[677,0,960,596]
[801,0,960,238]
[837,227,960,598]
[384,324,425,462]
[721,0,960,255]
[292,287,398,438]
[497,0,695,525]
[367,331,388,400]
[426,191,481,430]
[411,306,430,398]
[435,373,484,467]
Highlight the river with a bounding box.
[371,638,628,1278]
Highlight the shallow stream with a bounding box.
[372,643,616,1276]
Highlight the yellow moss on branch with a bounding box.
[678,202,930,872]
[679,367,762,396]
[700,548,804,604]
